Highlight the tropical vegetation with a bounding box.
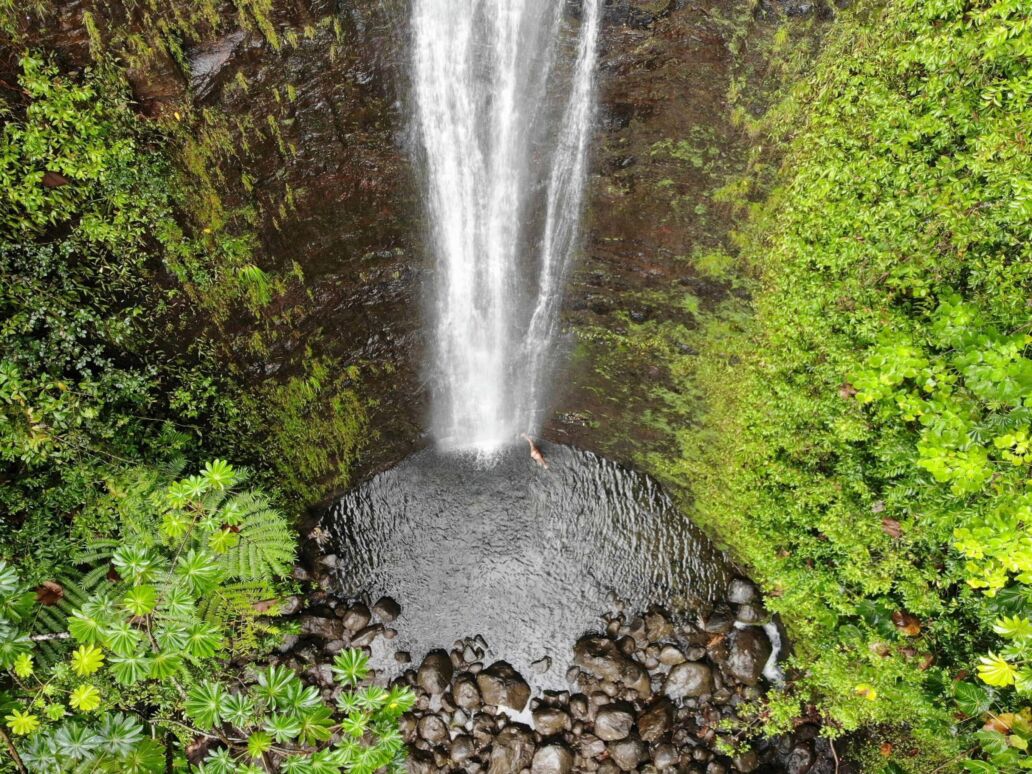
[0,53,409,772]
[660,0,1032,769]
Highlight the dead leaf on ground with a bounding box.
[41,171,70,187]
[892,610,921,637]
[35,581,64,605]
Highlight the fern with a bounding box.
[29,567,111,665]
[217,491,296,582]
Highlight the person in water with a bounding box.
[521,433,548,469]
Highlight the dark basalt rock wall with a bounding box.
[3,0,825,481]
[2,0,424,479]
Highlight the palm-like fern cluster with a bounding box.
[0,460,341,773]
[188,651,414,774]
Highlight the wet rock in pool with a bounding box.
[417,650,454,696]
[594,706,635,741]
[373,595,401,622]
[417,714,449,745]
[341,602,372,633]
[488,724,535,774]
[722,628,772,686]
[664,661,714,700]
[532,743,574,774]
[727,577,760,605]
[452,673,482,710]
[607,736,646,771]
[352,623,384,647]
[477,660,531,711]
[533,706,572,736]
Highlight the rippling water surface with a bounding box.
[324,444,731,689]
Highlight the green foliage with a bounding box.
[657,0,1032,768]
[235,358,368,504]
[0,55,245,578]
[182,650,413,773]
[0,462,301,770]
[0,48,391,774]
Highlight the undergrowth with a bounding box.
[651,0,1032,769]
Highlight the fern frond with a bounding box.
[217,492,296,582]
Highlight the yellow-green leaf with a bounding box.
[69,684,102,712]
[978,653,1017,687]
[13,653,33,678]
[70,644,105,677]
[4,709,40,736]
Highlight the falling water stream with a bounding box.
[322,0,749,686]
[414,0,601,453]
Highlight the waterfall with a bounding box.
[412,0,601,454]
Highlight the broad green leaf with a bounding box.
[70,644,105,677]
[184,681,228,730]
[68,684,101,712]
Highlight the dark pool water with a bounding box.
[323,443,731,689]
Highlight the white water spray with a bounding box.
[412,0,601,454]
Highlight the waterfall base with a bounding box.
[322,444,732,688]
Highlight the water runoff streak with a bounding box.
[413,0,601,454]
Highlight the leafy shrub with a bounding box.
[0,54,248,577]
[0,461,302,770]
[187,650,414,773]
[661,0,1032,768]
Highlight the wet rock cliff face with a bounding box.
[551,0,819,466]
[3,0,423,480]
[4,0,821,487]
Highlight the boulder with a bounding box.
[727,578,760,605]
[574,636,650,697]
[637,699,673,742]
[607,736,646,771]
[341,603,372,633]
[477,661,531,711]
[735,604,769,624]
[724,628,772,686]
[488,724,535,774]
[299,615,344,641]
[418,714,449,745]
[654,742,678,770]
[372,596,401,622]
[664,662,714,700]
[786,742,816,774]
[450,734,475,763]
[658,644,686,666]
[351,623,384,647]
[452,673,482,710]
[733,750,760,773]
[644,608,674,641]
[533,706,572,736]
[594,707,634,741]
[417,650,454,696]
[532,743,574,774]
